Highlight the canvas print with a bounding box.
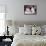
[24,5,37,15]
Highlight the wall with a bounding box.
[0,0,46,22]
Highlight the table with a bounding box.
[0,36,13,46]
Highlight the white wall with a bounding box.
[0,0,46,22]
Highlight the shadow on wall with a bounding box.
[5,20,46,27]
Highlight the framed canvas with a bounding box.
[24,5,37,15]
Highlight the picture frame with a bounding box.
[24,5,37,15]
